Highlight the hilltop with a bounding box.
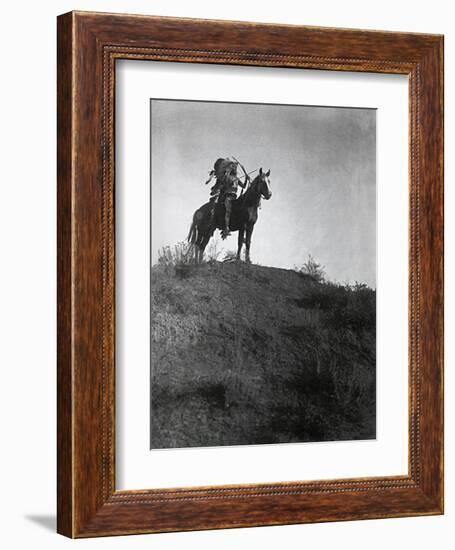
[151,261,376,449]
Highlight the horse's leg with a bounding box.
[197,240,206,264]
[194,228,210,264]
[200,247,205,264]
[237,227,245,261]
[189,205,215,264]
[189,240,197,264]
[192,228,201,264]
[245,225,254,263]
[199,232,212,263]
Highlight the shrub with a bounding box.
[156,241,197,277]
[327,283,376,331]
[157,241,194,267]
[294,281,348,311]
[296,254,326,283]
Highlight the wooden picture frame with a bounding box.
[57,11,444,538]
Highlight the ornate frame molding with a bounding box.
[57,11,443,537]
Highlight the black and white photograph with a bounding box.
[150,98,377,449]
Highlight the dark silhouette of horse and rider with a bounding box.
[188,157,272,263]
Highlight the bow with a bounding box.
[232,156,251,185]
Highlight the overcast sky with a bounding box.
[151,99,376,287]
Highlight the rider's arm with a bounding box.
[238,176,248,188]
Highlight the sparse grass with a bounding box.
[150,260,376,448]
[222,250,238,263]
[157,241,193,266]
[205,236,224,263]
[157,241,198,278]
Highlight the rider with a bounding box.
[205,158,229,203]
[205,157,249,239]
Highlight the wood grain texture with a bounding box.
[57,11,444,538]
[56,11,74,537]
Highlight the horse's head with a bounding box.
[257,168,272,200]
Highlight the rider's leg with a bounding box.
[224,196,232,234]
[237,227,245,260]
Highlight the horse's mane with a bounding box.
[237,174,262,205]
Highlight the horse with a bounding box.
[187,168,272,263]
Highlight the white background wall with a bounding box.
[0,1,451,548]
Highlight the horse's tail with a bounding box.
[187,218,198,245]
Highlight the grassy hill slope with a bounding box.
[151,261,376,449]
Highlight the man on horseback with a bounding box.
[191,163,272,263]
[205,157,249,239]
